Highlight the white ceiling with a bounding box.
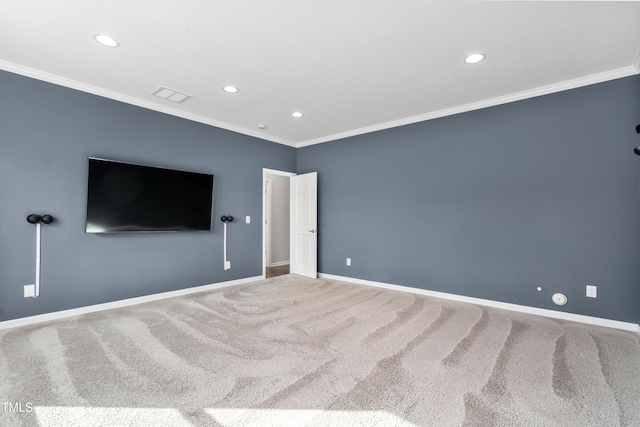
[1,1,639,148]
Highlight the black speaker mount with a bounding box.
[26,214,54,224]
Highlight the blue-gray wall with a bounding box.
[2,70,639,325]
[0,70,296,322]
[298,75,640,324]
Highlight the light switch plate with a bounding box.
[586,285,597,298]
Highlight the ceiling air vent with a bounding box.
[152,87,192,104]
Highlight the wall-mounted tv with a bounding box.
[86,158,214,233]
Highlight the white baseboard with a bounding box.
[319,273,640,334]
[5,273,637,334]
[0,276,263,331]
[269,261,290,268]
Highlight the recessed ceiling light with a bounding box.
[223,85,239,93]
[93,34,120,48]
[464,53,485,64]
[291,112,304,118]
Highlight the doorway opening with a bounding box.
[263,169,295,278]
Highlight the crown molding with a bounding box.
[0,60,297,148]
[633,45,640,73]
[2,59,637,150]
[296,65,640,148]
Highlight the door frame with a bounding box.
[262,168,296,278]
[289,172,318,279]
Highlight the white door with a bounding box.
[290,172,317,278]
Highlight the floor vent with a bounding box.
[152,86,192,104]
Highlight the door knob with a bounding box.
[308,229,316,233]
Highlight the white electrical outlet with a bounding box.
[246,216,250,224]
[225,261,231,270]
[346,258,351,266]
[24,284,35,298]
[586,285,597,298]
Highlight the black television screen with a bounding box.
[86,158,214,233]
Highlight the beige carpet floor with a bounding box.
[1,275,639,426]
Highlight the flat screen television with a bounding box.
[85,158,214,233]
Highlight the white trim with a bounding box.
[319,273,640,334]
[3,60,637,150]
[0,276,262,331]
[4,273,637,334]
[265,178,272,269]
[262,169,296,281]
[263,168,297,177]
[0,60,295,148]
[633,45,640,73]
[269,261,290,268]
[296,66,640,148]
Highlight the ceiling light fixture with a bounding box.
[257,124,268,130]
[291,112,304,118]
[464,53,485,64]
[93,34,120,48]
[223,85,239,93]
